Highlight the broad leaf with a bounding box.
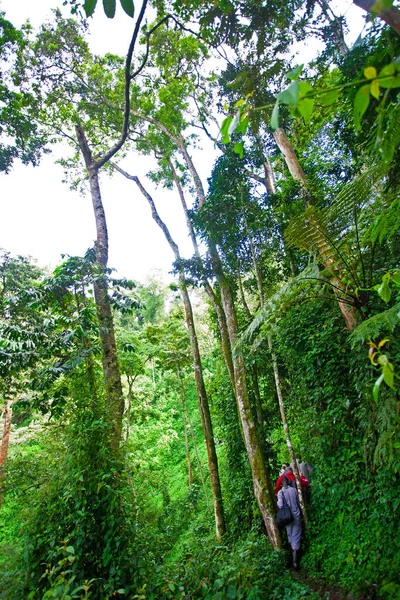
[278,81,299,105]
[83,0,98,16]
[298,98,314,123]
[103,0,116,18]
[382,362,395,389]
[364,66,377,79]
[299,81,313,98]
[227,111,240,135]
[286,64,303,81]
[270,100,279,130]
[373,373,384,403]
[319,89,340,106]
[370,79,380,99]
[233,141,244,158]
[120,0,134,17]
[377,279,391,303]
[354,85,370,130]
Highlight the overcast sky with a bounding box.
[0,0,365,282]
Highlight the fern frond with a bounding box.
[349,303,400,347]
[236,262,321,353]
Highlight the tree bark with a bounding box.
[208,242,281,547]
[273,127,357,331]
[0,399,12,507]
[117,168,226,540]
[177,366,193,487]
[169,161,236,392]
[76,124,124,447]
[353,0,400,35]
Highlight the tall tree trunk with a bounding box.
[177,366,193,487]
[0,398,12,507]
[127,118,280,546]
[268,337,309,525]
[173,141,280,547]
[169,161,236,393]
[186,393,211,512]
[76,124,124,448]
[208,242,281,547]
[316,0,348,55]
[118,169,226,540]
[273,127,357,331]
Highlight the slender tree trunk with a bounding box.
[76,124,124,448]
[208,242,281,547]
[316,0,348,55]
[0,399,12,507]
[268,337,309,525]
[186,395,211,513]
[177,367,193,487]
[172,141,280,546]
[169,162,236,393]
[273,127,357,331]
[119,170,226,540]
[126,119,280,545]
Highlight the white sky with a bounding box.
[0,0,365,282]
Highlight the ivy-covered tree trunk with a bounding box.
[76,124,124,448]
[177,367,193,487]
[0,398,12,507]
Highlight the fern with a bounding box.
[349,303,400,346]
[236,262,321,352]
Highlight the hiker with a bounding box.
[277,476,302,569]
[274,466,309,495]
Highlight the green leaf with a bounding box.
[286,64,304,81]
[270,100,279,130]
[227,111,240,135]
[278,81,299,105]
[66,546,75,554]
[220,116,232,137]
[103,0,116,18]
[83,0,98,16]
[236,117,249,134]
[382,362,395,389]
[364,66,377,79]
[370,79,380,100]
[319,89,340,106]
[379,64,400,88]
[354,85,370,131]
[298,81,313,98]
[373,373,384,403]
[297,98,314,123]
[377,280,392,303]
[391,272,400,286]
[119,0,134,17]
[233,141,244,158]
[116,590,126,595]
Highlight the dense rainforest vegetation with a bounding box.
[1,0,400,598]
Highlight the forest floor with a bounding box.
[293,571,374,600]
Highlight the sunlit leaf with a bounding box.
[227,111,240,135]
[370,79,380,99]
[270,100,279,130]
[297,98,314,123]
[299,81,313,97]
[377,279,391,303]
[233,141,244,158]
[373,373,384,403]
[382,362,395,389]
[364,66,377,79]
